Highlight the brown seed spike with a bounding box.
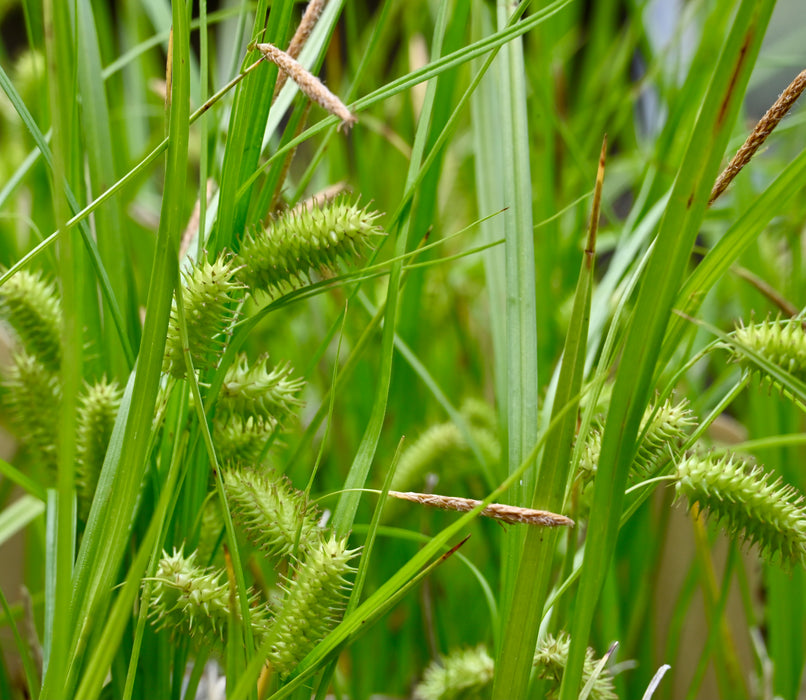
[710,69,806,205]
[256,41,357,130]
[388,491,574,528]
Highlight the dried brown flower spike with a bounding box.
[255,41,356,130]
[388,491,574,528]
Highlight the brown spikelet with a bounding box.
[256,41,356,129]
[388,491,574,527]
[273,0,327,100]
[710,69,806,205]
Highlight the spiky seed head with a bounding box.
[148,547,269,649]
[674,453,806,568]
[214,414,278,466]
[731,317,806,387]
[236,198,383,296]
[218,354,304,424]
[266,535,359,676]
[76,378,122,520]
[164,253,244,378]
[533,632,617,700]
[223,467,320,558]
[2,351,60,469]
[0,270,62,371]
[413,645,495,700]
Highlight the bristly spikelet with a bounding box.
[0,270,62,371]
[578,398,696,479]
[223,468,320,558]
[214,414,278,466]
[413,645,495,700]
[163,253,244,378]
[2,352,60,468]
[218,354,304,423]
[76,378,122,520]
[266,535,359,676]
[236,198,383,295]
[148,547,269,649]
[533,632,617,700]
[731,317,806,385]
[674,453,806,568]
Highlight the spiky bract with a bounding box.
[266,535,358,676]
[731,317,806,385]
[0,270,61,371]
[533,632,617,700]
[413,645,495,700]
[223,468,320,558]
[218,354,304,423]
[237,198,383,295]
[76,378,122,520]
[149,548,268,648]
[674,453,806,567]
[2,351,60,468]
[164,253,243,378]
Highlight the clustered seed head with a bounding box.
[533,632,617,700]
[674,453,806,568]
[218,354,304,423]
[223,467,320,558]
[237,198,383,296]
[149,548,269,648]
[0,269,62,371]
[214,414,278,466]
[2,351,60,469]
[163,253,244,378]
[76,378,123,520]
[731,317,806,384]
[266,535,359,677]
[579,398,696,479]
[413,645,495,700]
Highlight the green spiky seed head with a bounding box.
[223,467,320,558]
[164,253,244,378]
[579,398,695,479]
[2,351,60,469]
[0,270,62,371]
[214,414,278,466]
[76,378,122,520]
[266,535,359,676]
[533,632,617,700]
[731,317,806,386]
[148,547,269,649]
[413,645,495,700]
[237,198,383,296]
[218,354,304,423]
[675,453,806,568]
